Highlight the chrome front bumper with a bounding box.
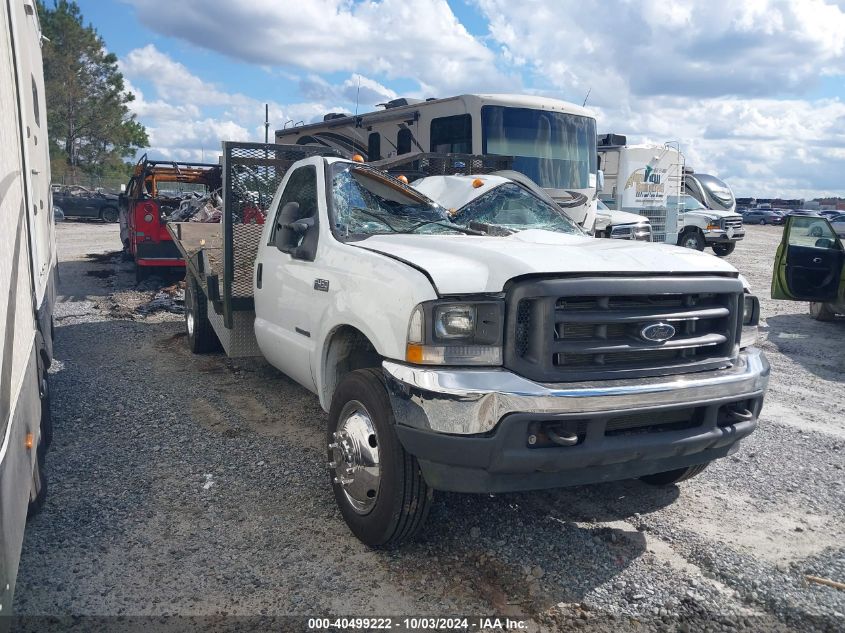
[383,348,770,435]
[703,228,745,242]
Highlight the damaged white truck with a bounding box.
[169,143,770,548]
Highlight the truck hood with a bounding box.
[686,209,741,220]
[610,209,650,226]
[356,230,737,295]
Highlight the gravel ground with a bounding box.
[13,221,845,631]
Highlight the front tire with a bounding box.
[328,368,432,548]
[185,275,219,353]
[679,229,706,251]
[40,373,53,451]
[640,463,708,486]
[809,302,835,322]
[712,242,736,257]
[100,207,119,223]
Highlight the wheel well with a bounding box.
[322,326,382,407]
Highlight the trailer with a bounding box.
[1,0,57,611]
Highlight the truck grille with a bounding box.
[506,277,743,382]
[610,223,652,241]
[723,216,743,231]
[637,208,667,242]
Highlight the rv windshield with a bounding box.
[330,163,473,239]
[481,106,597,191]
[453,183,585,236]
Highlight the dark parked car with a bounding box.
[743,209,785,225]
[782,208,819,218]
[51,184,120,222]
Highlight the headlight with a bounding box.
[405,300,503,366]
[434,305,475,339]
[742,295,760,326]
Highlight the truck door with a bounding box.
[254,163,329,391]
[772,216,845,302]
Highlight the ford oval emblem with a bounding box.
[640,322,676,342]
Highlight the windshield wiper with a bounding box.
[349,207,400,232]
[405,219,484,235]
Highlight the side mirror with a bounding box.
[274,201,301,253]
[596,169,605,192]
[286,217,314,235]
[815,238,835,249]
[53,206,65,222]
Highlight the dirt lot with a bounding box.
[13,221,845,631]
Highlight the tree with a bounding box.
[38,1,148,180]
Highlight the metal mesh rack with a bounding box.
[221,142,339,327]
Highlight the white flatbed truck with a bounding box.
[168,142,770,548]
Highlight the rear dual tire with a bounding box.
[328,368,432,548]
[185,276,219,353]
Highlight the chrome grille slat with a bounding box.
[555,305,729,324]
[552,332,727,355]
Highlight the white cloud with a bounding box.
[127,0,517,94]
[117,1,845,198]
[119,45,335,161]
[475,0,845,101]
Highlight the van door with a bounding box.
[772,216,845,302]
[254,162,329,392]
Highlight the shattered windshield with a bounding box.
[453,183,585,235]
[330,163,471,239]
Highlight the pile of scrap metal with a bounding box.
[168,190,224,223]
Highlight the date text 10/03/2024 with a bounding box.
[307,617,528,630]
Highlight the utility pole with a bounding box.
[264,103,269,144]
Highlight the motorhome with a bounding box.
[275,94,599,231]
[1,0,58,610]
[597,135,684,244]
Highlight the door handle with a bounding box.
[812,257,822,264]
[256,263,263,289]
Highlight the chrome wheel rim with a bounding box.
[186,287,195,336]
[330,401,380,514]
[683,235,699,249]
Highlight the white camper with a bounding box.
[1,0,58,610]
[275,94,600,231]
[598,135,684,244]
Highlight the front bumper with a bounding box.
[383,348,769,493]
[135,240,185,267]
[703,228,745,243]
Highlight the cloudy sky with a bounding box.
[76,0,845,199]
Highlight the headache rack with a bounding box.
[167,142,338,356]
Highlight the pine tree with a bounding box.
[38,0,148,181]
